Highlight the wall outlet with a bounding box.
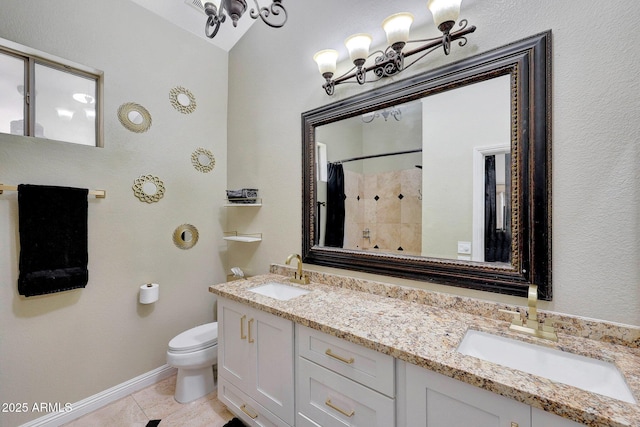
[457,241,471,254]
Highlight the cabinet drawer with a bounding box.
[297,325,394,397]
[218,377,290,427]
[297,357,395,427]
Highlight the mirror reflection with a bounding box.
[142,181,157,195]
[173,224,199,249]
[316,75,511,264]
[302,31,552,298]
[128,110,144,125]
[177,93,191,107]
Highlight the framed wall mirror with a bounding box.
[302,32,552,299]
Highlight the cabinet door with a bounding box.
[219,298,252,392]
[532,408,585,426]
[403,362,531,427]
[252,308,295,426]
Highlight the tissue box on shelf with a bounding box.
[226,188,258,204]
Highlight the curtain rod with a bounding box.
[331,148,422,164]
[0,184,106,198]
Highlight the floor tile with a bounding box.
[131,375,185,420]
[63,374,233,427]
[63,395,147,427]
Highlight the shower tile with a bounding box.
[401,223,422,254]
[377,195,400,224]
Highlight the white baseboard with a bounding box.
[20,365,177,427]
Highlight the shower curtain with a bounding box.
[325,163,345,248]
[484,155,511,262]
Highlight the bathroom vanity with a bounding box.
[210,268,640,427]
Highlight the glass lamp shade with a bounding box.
[427,0,462,29]
[313,49,339,77]
[382,12,414,47]
[345,33,373,64]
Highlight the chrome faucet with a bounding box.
[499,284,558,341]
[285,253,310,285]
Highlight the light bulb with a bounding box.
[313,49,339,78]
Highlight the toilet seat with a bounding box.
[168,322,218,353]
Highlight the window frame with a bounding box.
[0,37,104,147]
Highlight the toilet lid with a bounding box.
[169,322,218,352]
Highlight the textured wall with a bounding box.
[227,0,640,326]
[0,1,228,424]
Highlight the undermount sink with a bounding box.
[457,329,636,404]
[248,282,311,301]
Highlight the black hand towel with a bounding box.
[18,184,89,297]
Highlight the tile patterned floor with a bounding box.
[63,374,234,426]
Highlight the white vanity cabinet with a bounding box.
[532,408,585,427]
[295,325,396,427]
[400,361,531,427]
[399,361,589,427]
[217,297,295,427]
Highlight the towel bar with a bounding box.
[0,183,106,198]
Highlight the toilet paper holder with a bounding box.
[139,283,159,304]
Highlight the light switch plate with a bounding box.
[457,241,471,254]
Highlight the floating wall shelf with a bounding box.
[224,197,262,207]
[223,231,262,243]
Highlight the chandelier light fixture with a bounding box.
[313,0,475,96]
[203,0,287,39]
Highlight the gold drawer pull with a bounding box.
[325,348,354,364]
[325,399,355,417]
[510,423,519,427]
[240,315,247,340]
[248,318,255,343]
[240,403,258,419]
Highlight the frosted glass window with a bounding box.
[0,51,25,135]
[35,63,97,146]
[0,40,101,147]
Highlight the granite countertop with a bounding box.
[209,270,640,427]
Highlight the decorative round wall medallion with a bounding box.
[169,86,196,114]
[173,224,199,249]
[191,148,216,173]
[118,102,152,133]
[132,174,165,203]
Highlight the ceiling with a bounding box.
[127,0,479,54]
[129,0,255,52]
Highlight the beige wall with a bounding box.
[227,0,640,326]
[0,1,228,424]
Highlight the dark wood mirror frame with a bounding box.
[302,31,552,300]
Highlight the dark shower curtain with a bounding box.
[485,155,511,262]
[325,162,345,248]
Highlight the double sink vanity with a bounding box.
[209,264,640,427]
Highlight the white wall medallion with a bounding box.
[173,224,199,249]
[132,174,165,203]
[170,86,196,114]
[191,148,216,173]
[118,102,152,133]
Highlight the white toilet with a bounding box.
[166,322,218,403]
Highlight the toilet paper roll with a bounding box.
[139,283,159,304]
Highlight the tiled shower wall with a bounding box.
[344,168,422,255]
